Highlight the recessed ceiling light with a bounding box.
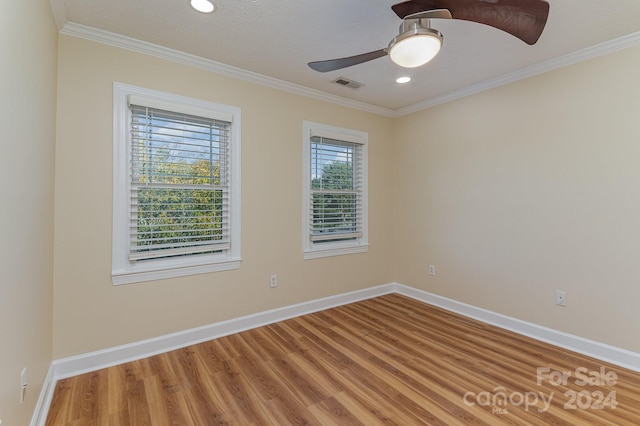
[396,76,411,84]
[191,0,215,13]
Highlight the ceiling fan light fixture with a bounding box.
[389,26,442,68]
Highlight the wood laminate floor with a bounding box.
[46,294,640,425]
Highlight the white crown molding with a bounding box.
[395,31,640,116]
[58,21,640,119]
[59,22,396,118]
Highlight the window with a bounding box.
[112,83,241,284]
[303,121,368,259]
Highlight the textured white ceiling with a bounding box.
[55,0,640,112]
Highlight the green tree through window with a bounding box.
[310,137,361,243]
[130,105,230,261]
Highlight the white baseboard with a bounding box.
[394,283,640,372]
[30,365,55,426]
[51,283,396,381]
[33,282,640,425]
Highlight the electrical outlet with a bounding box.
[555,290,567,307]
[20,367,27,404]
[270,274,278,288]
[428,264,436,276]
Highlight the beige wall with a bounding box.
[53,35,394,358]
[53,30,640,361]
[0,0,57,423]
[393,45,640,353]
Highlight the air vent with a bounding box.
[331,77,363,89]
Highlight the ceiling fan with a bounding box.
[308,0,550,73]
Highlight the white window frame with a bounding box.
[302,121,368,259]
[112,83,241,285]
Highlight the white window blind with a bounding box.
[309,136,363,243]
[129,104,231,261]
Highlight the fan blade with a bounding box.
[308,49,388,72]
[405,8,452,21]
[392,0,549,45]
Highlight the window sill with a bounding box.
[112,257,241,285]
[303,244,368,260]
